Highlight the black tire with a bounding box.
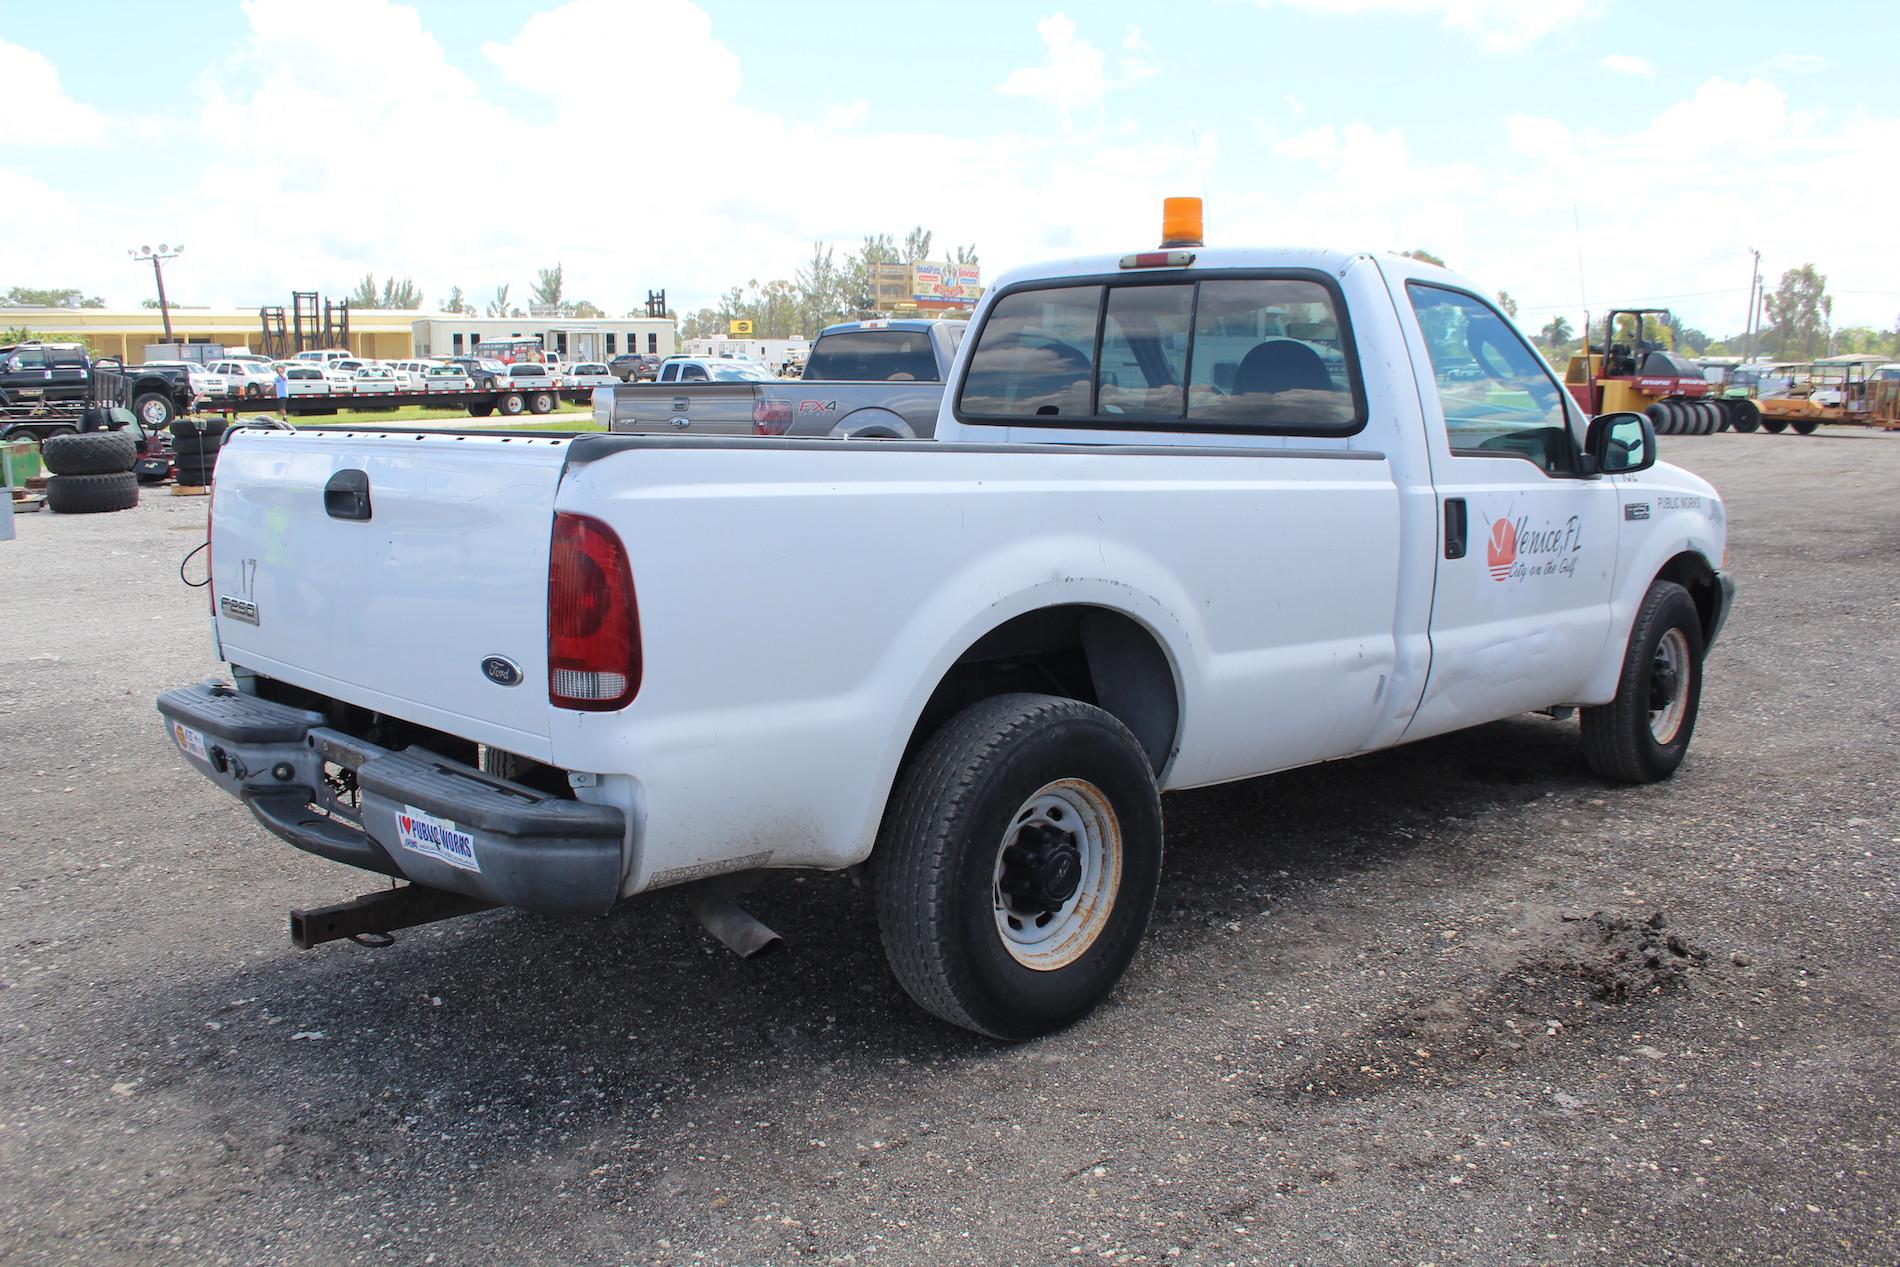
[1643,403,1671,436]
[1791,417,1820,435]
[1731,399,1761,433]
[1580,580,1704,783]
[498,392,526,417]
[1762,415,1788,434]
[467,402,496,418]
[528,390,555,415]
[45,471,139,514]
[173,462,212,487]
[1714,400,1732,432]
[874,693,1163,1041]
[132,391,176,429]
[41,430,136,475]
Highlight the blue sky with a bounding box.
[4,0,1896,334]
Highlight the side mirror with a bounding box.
[1585,410,1656,475]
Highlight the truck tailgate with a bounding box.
[209,430,573,759]
[599,383,760,434]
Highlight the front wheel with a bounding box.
[875,693,1163,1041]
[1580,580,1704,783]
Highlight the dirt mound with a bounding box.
[1269,909,1710,1102]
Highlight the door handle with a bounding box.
[324,469,372,521]
[1444,497,1467,559]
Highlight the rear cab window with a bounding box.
[954,273,1364,435]
[803,330,941,382]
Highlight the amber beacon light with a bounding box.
[1160,197,1204,248]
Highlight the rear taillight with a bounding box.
[548,512,641,711]
[753,399,794,435]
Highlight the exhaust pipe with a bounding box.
[290,885,495,949]
[689,888,783,958]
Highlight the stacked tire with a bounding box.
[40,430,140,514]
[1642,399,1727,437]
[169,418,227,488]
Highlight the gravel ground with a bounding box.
[2,432,1896,1266]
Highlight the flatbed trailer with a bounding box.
[191,384,596,419]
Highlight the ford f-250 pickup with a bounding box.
[158,201,1732,1040]
[595,318,964,439]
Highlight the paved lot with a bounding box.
[2,432,1896,1266]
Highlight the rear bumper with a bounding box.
[156,680,624,914]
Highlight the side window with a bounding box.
[658,363,677,382]
[12,348,46,370]
[1407,284,1575,474]
[957,285,1102,418]
[681,364,708,382]
[1096,284,1191,420]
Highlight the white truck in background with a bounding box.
[157,203,1732,1040]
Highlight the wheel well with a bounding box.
[1656,551,1719,643]
[903,605,1180,774]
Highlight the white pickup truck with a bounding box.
[157,209,1732,1039]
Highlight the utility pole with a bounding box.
[1742,248,1761,361]
[129,244,184,343]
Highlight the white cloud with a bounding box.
[996,13,1108,113]
[823,99,870,130]
[1759,52,1826,75]
[1600,53,1654,78]
[1253,0,1598,52]
[1249,75,1900,331]
[0,39,104,144]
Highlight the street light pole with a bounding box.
[129,244,184,343]
[1743,247,1761,361]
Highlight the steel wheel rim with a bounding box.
[1648,627,1692,745]
[139,398,167,425]
[992,778,1121,972]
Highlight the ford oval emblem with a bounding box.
[481,655,523,687]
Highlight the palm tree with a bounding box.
[1540,315,1573,351]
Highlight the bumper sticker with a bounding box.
[171,722,208,762]
[395,806,482,873]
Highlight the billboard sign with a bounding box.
[911,262,982,305]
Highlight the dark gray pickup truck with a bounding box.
[595,318,966,438]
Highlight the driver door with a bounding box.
[1393,278,1619,740]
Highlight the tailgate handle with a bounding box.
[324,469,372,521]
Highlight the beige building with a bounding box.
[1,306,418,361]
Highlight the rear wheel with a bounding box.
[1762,415,1789,434]
[498,392,526,417]
[467,402,495,418]
[1580,580,1704,783]
[133,391,176,428]
[527,391,555,415]
[1644,403,1671,436]
[875,693,1163,1040]
[1731,399,1761,433]
[1791,417,1821,435]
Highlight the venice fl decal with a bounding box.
[1487,513,1582,582]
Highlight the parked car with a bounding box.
[424,364,474,392]
[598,322,965,438]
[0,345,195,436]
[487,362,560,416]
[349,365,401,395]
[447,356,509,390]
[387,359,438,389]
[159,217,1733,1039]
[291,349,355,369]
[561,361,616,404]
[145,360,230,401]
[277,363,332,397]
[208,358,276,398]
[607,353,658,382]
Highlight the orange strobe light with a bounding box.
[1161,196,1204,248]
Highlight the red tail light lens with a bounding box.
[548,512,641,710]
[753,398,794,435]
